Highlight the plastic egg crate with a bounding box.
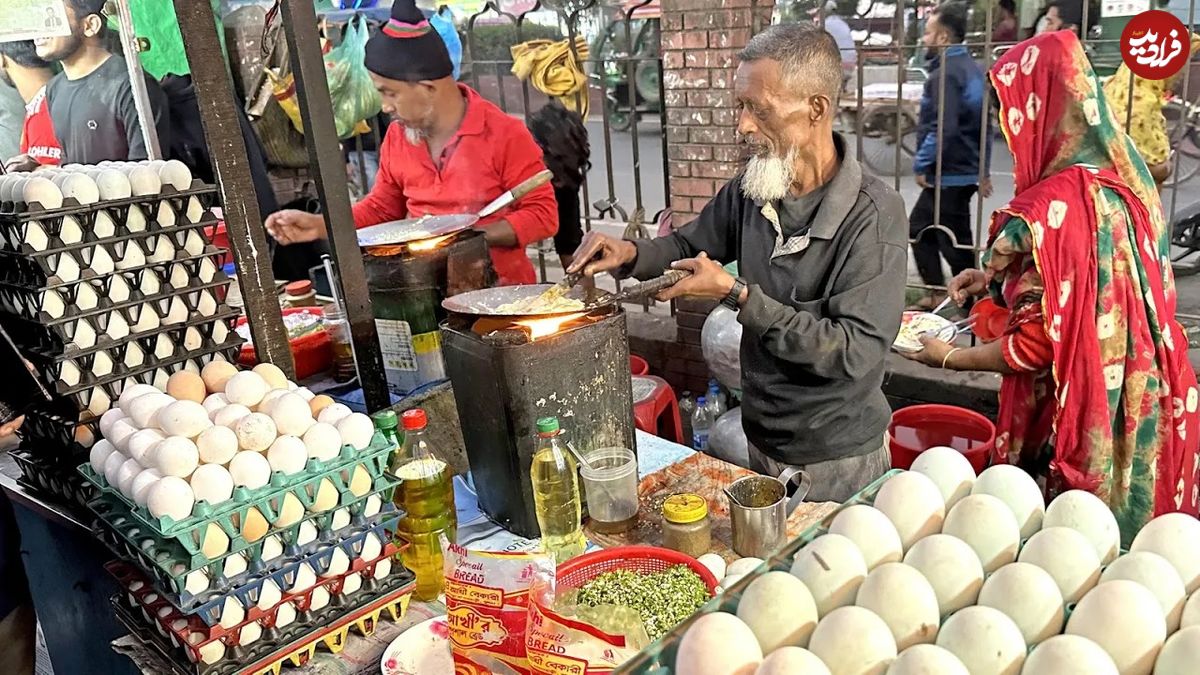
[90,490,401,610]
[9,447,98,508]
[109,561,413,675]
[79,433,395,546]
[19,399,102,458]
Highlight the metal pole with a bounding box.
[113,0,161,160]
[170,0,294,376]
[278,0,389,410]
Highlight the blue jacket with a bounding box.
[914,45,991,186]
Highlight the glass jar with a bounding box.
[661,493,711,558]
[285,280,318,307]
[323,303,357,382]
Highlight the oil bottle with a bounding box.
[389,408,456,600]
[530,417,585,563]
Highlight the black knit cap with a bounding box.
[364,0,453,82]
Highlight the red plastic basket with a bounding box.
[237,307,333,380]
[555,546,720,595]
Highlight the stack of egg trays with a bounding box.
[89,486,401,609]
[107,544,413,675]
[80,433,394,557]
[9,446,97,507]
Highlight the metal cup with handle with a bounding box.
[724,468,812,559]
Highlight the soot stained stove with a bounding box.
[441,306,636,538]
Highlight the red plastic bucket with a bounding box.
[887,404,995,473]
[630,354,650,376]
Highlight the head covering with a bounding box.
[986,32,1199,540]
[364,0,453,82]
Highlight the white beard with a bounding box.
[405,126,427,145]
[741,148,797,203]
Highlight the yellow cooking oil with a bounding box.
[531,417,585,564]
[388,408,457,601]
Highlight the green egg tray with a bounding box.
[79,432,395,552]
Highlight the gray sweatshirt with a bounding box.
[629,135,908,465]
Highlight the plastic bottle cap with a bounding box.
[536,417,560,435]
[663,493,708,524]
[372,410,398,429]
[401,409,427,430]
[696,396,706,405]
[285,280,313,296]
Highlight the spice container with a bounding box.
[284,280,318,307]
[661,493,711,558]
[579,447,639,534]
[323,303,356,382]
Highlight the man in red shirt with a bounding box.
[265,0,556,286]
[0,40,60,171]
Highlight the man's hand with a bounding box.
[947,268,988,306]
[0,415,25,438]
[4,155,38,173]
[657,252,735,302]
[567,231,639,277]
[980,177,994,199]
[916,174,930,189]
[264,210,327,245]
[899,335,955,368]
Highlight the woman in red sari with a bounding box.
[904,31,1200,543]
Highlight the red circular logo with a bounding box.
[1121,10,1191,80]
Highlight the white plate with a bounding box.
[893,311,956,353]
[380,615,453,675]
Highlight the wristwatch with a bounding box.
[722,277,747,310]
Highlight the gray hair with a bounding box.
[738,24,843,104]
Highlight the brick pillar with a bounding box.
[660,0,774,222]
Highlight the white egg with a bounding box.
[296,520,318,546]
[116,458,144,497]
[157,400,211,438]
[910,446,977,508]
[256,389,290,415]
[290,564,317,593]
[155,436,200,478]
[195,425,238,465]
[222,551,248,577]
[99,408,127,438]
[341,573,362,596]
[103,450,129,486]
[676,613,763,675]
[1043,490,1121,564]
[727,557,764,577]
[317,403,352,426]
[202,393,228,415]
[942,493,1021,573]
[107,418,138,452]
[1023,635,1118,675]
[294,387,315,402]
[130,468,161,506]
[971,464,1045,539]
[737,571,818,652]
[257,579,282,610]
[224,371,269,407]
[266,435,308,475]
[872,471,946,550]
[1183,591,1200,629]
[270,393,314,437]
[235,413,277,452]
[360,532,384,561]
[189,464,234,506]
[887,644,969,675]
[903,534,985,616]
[90,439,117,473]
[321,549,351,578]
[697,553,727,581]
[228,451,272,490]
[252,363,288,390]
[300,422,343,464]
[755,647,830,675]
[217,596,244,630]
[855,562,940,650]
[789,534,868,617]
[275,603,296,628]
[1131,512,1200,594]
[718,574,745,594]
[829,505,903,570]
[809,606,897,675]
[1099,551,1187,632]
[126,429,165,465]
[336,412,374,451]
[1066,580,1166,675]
[373,558,392,579]
[213,404,252,429]
[1154,626,1200,675]
[261,536,284,562]
[238,621,263,646]
[936,606,1027,675]
[118,383,160,415]
[978,562,1064,645]
[147,476,195,521]
[1019,527,1101,604]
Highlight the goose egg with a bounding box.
[148,232,173,262]
[116,243,145,270]
[676,612,763,675]
[317,403,352,426]
[76,283,98,310]
[873,471,945,550]
[59,362,82,388]
[294,387,314,402]
[829,505,903,570]
[1018,527,1101,604]
[225,371,269,407]
[190,463,234,505]
[903,534,984,615]
[166,372,206,403]
[92,168,132,200]
[1154,626,1200,675]
[116,458,144,496]
[131,469,162,506]
[104,450,129,485]
[308,394,335,416]
[855,562,940,650]
[196,425,238,465]
[94,211,116,238]
[755,647,830,675]
[697,553,726,580]
[25,221,49,251]
[196,289,216,315]
[90,439,117,473]
[336,412,374,451]
[322,548,352,578]
[728,558,764,577]
[197,640,225,665]
[971,464,1045,539]
[888,645,968,675]
[272,492,304,527]
[937,606,1026,675]
[123,343,145,369]
[910,446,977,508]
[266,436,307,475]
[235,413,276,452]
[109,276,130,303]
[134,307,160,333]
[126,428,165,465]
[54,250,81,283]
[1130,512,1200,593]
[251,363,288,390]
[157,400,211,438]
[1066,580,1166,675]
[53,173,99,204]
[1184,591,1200,629]
[108,418,138,452]
[100,408,127,439]
[155,437,199,478]
[942,494,1021,573]
[22,177,63,209]
[809,606,897,675]
[91,246,116,277]
[978,562,1064,645]
[270,393,314,436]
[1023,635,1118,675]
[168,263,189,289]
[341,572,363,596]
[1099,551,1186,632]
[184,570,209,595]
[147,476,195,521]
[198,259,216,283]
[163,297,187,324]
[40,289,65,319]
[257,579,282,610]
[213,404,251,429]
[202,393,228,415]
[60,216,85,246]
[125,166,161,196]
[129,393,173,429]
[256,389,289,415]
[228,451,271,490]
[157,202,176,227]
[789,533,868,617]
[118,383,160,414]
[303,423,342,462]
[736,571,818,652]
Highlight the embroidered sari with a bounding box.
[986,32,1200,542]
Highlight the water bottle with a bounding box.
[679,391,696,447]
[692,396,714,452]
[708,380,728,416]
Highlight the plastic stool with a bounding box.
[631,375,684,445]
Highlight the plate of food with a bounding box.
[893,311,956,353]
[380,615,454,675]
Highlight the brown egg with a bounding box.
[166,371,206,403]
[201,361,238,395]
[308,395,335,417]
[252,363,288,390]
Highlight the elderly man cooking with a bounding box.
[265,0,557,286]
[571,24,908,501]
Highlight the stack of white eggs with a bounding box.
[87,360,375,524]
[0,160,194,209]
[676,448,1200,675]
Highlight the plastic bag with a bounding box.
[430,7,462,81]
[443,541,554,675]
[708,408,749,469]
[526,568,648,674]
[326,15,382,139]
[702,305,743,393]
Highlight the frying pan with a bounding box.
[442,270,691,318]
[356,170,553,248]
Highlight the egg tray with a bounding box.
[91,491,402,611]
[9,446,97,510]
[17,398,103,462]
[109,565,414,675]
[0,180,216,227]
[79,432,395,541]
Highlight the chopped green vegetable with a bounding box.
[575,565,708,640]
